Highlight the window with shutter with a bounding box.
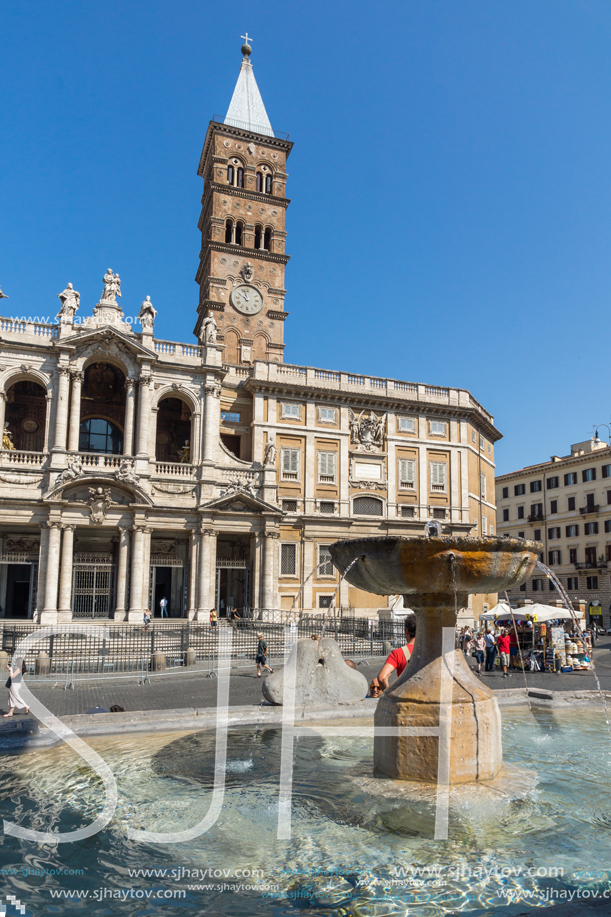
[398,459,415,488]
[482,515,487,534]
[281,448,300,480]
[318,407,336,423]
[282,403,301,420]
[480,473,487,500]
[430,462,447,492]
[317,451,337,484]
[318,545,334,576]
[280,543,297,576]
[429,421,446,436]
[398,416,415,433]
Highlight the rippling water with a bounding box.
[0,706,611,915]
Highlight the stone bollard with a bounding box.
[150,651,166,673]
[35,651,50,676]
[0,651,8,676]
[183,648,197,667]
[382,641,392,657]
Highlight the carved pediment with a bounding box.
[57,325,157,361]
[202,487,281,516]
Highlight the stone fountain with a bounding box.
[329,534,541,784]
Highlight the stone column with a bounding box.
[128,525,145,622]
[191,411,201,464]
[123,379,136,456]
[57,524,75,622]
[52,367,71,452]
[67,371,84,452]
[36,523,50,618]
[197,528,217,619]
[142,527,152,612]
[0,392,6,441]
[43,391,52,453]
[136,372,152,457]
[262,531,279,611]
[41,521,62,624]
[202,381,221,464]
[188,530,199,620]
[251,532,262,611]
[114,526,130,621]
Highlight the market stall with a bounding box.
[480,603,589,674]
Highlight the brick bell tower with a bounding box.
[195,36,293,365]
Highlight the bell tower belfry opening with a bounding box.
[194,37,293,366]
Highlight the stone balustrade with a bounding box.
[153,462,196,478]
[0,450,46,467]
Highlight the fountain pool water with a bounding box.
[1,706,611,914]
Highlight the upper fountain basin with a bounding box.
[329,535,542,596]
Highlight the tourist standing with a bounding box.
[497,628,511,678]
[472,632,486,677]
[377,616,417,690]
[255,633,273,677]
[210,608,218,629]
[159,596,168,618]
[484,629,497,672]
[143,609,151,631]
[3,658,29,717]
[461,627,473,656]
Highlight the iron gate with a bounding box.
[72,562,116,619]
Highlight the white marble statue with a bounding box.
[201,311,217,345]
[88,486,113,524]
[114,460,139,485]
[101,269,121,303]
[138,295,157,330]
[264,438,277,466]
[56,283,80,321]
[0,286,8,300]
[55,457,83,486]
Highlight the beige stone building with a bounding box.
[496,435,611,627]
[0,42,500,625]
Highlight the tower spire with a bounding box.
[224,35,273,137]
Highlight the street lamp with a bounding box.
[593,424,611,446]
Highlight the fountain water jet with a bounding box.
[330,534,541,784]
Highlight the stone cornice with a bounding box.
[198,121,293,176]
[496,446,611,482]
[200,182,290,216]
[266,310,288,321]
[196,242,290,275]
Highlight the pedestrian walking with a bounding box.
[484,628,497,672]
[255,633,273,677]
[497,628,511,677]
[143,608,151,631]
[159,596,168,618]
[210,608,218,628]
[472,632,486,677]
[461,627,473,655]
[3,658,29,717]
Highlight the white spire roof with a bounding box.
[224,56,274,137]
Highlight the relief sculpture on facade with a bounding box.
[349,409,386,452]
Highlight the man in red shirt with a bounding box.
[377,616,417,690]
[497,628,512,678]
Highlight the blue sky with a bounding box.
[1,0,610,474]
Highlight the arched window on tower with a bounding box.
[254,224,262,249]
[256,172,263,193]
[235,221,243,246]
[227,165,234,185]
[236,167,244,188]
[225,219,233,244]
[265,174,272,194]
[263,227,272,251]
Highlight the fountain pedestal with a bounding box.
[330,534,541,786]
[374,592,502,783]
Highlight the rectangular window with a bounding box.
[518,531,525,538]
[429,421,446,436]
[282,499,298,513]
[432,507,447,519]
[401,505,415,517]
[317,451,337,484]
[281,448,300,481]
[567,577,578,590]
[397,416,415,432]
[479,436,485,450]
[519,582,527,592]
[585,522,599,535]
[547,476,559,489]
[517,506,525,519]
[565,472,578,486]
[320,501,335,514]
[568,496,576,511]
[532,579,544,592]
[607,545,611,561]
[531,503,543,518]
[548,527,561,539]
[398,459,416,488]
[318,407,337,423]
[550,500,558,514]
[502,486,509,499]
[607,491,611,505]
[490,525,494,535]
[514,484,526,496]
[587,576,599,590]
[533,529,541,541]
[569,548,578,564]
[502,508,509,522]
[318,545,334,576]
[488,444,491,455]
[430,462,447,492]
[220,410,241,424]
[549,579,556,591]
[530,480,542,493]
[605,520,611,534]
[281,403,301,420]
[318,595,333,608]
[566,524,579,537]
[586,493,596,507]
[482,515,487,534]
[480,473,487,500]
[280,543,297,576]
[472,431,476,443]
[603,464,611,478]
[585,546,597,566]
[583,468,596,482]
[549,550,561,566]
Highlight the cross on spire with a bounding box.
[241,33,252,45]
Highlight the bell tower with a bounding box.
[195,37,293,365]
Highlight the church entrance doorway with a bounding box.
[149,562,186,618]
[215,562,251,617]
[71,555,115,619]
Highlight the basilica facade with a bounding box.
[0,42,500,625]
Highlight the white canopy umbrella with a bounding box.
[494,602,584,622]
[484,602,510,619]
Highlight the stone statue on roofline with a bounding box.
[200,311,217,345]
[101,269,121,304]
[138,296,157,330]
[56,283,80,321]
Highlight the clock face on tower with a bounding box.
[230,284,264,315]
